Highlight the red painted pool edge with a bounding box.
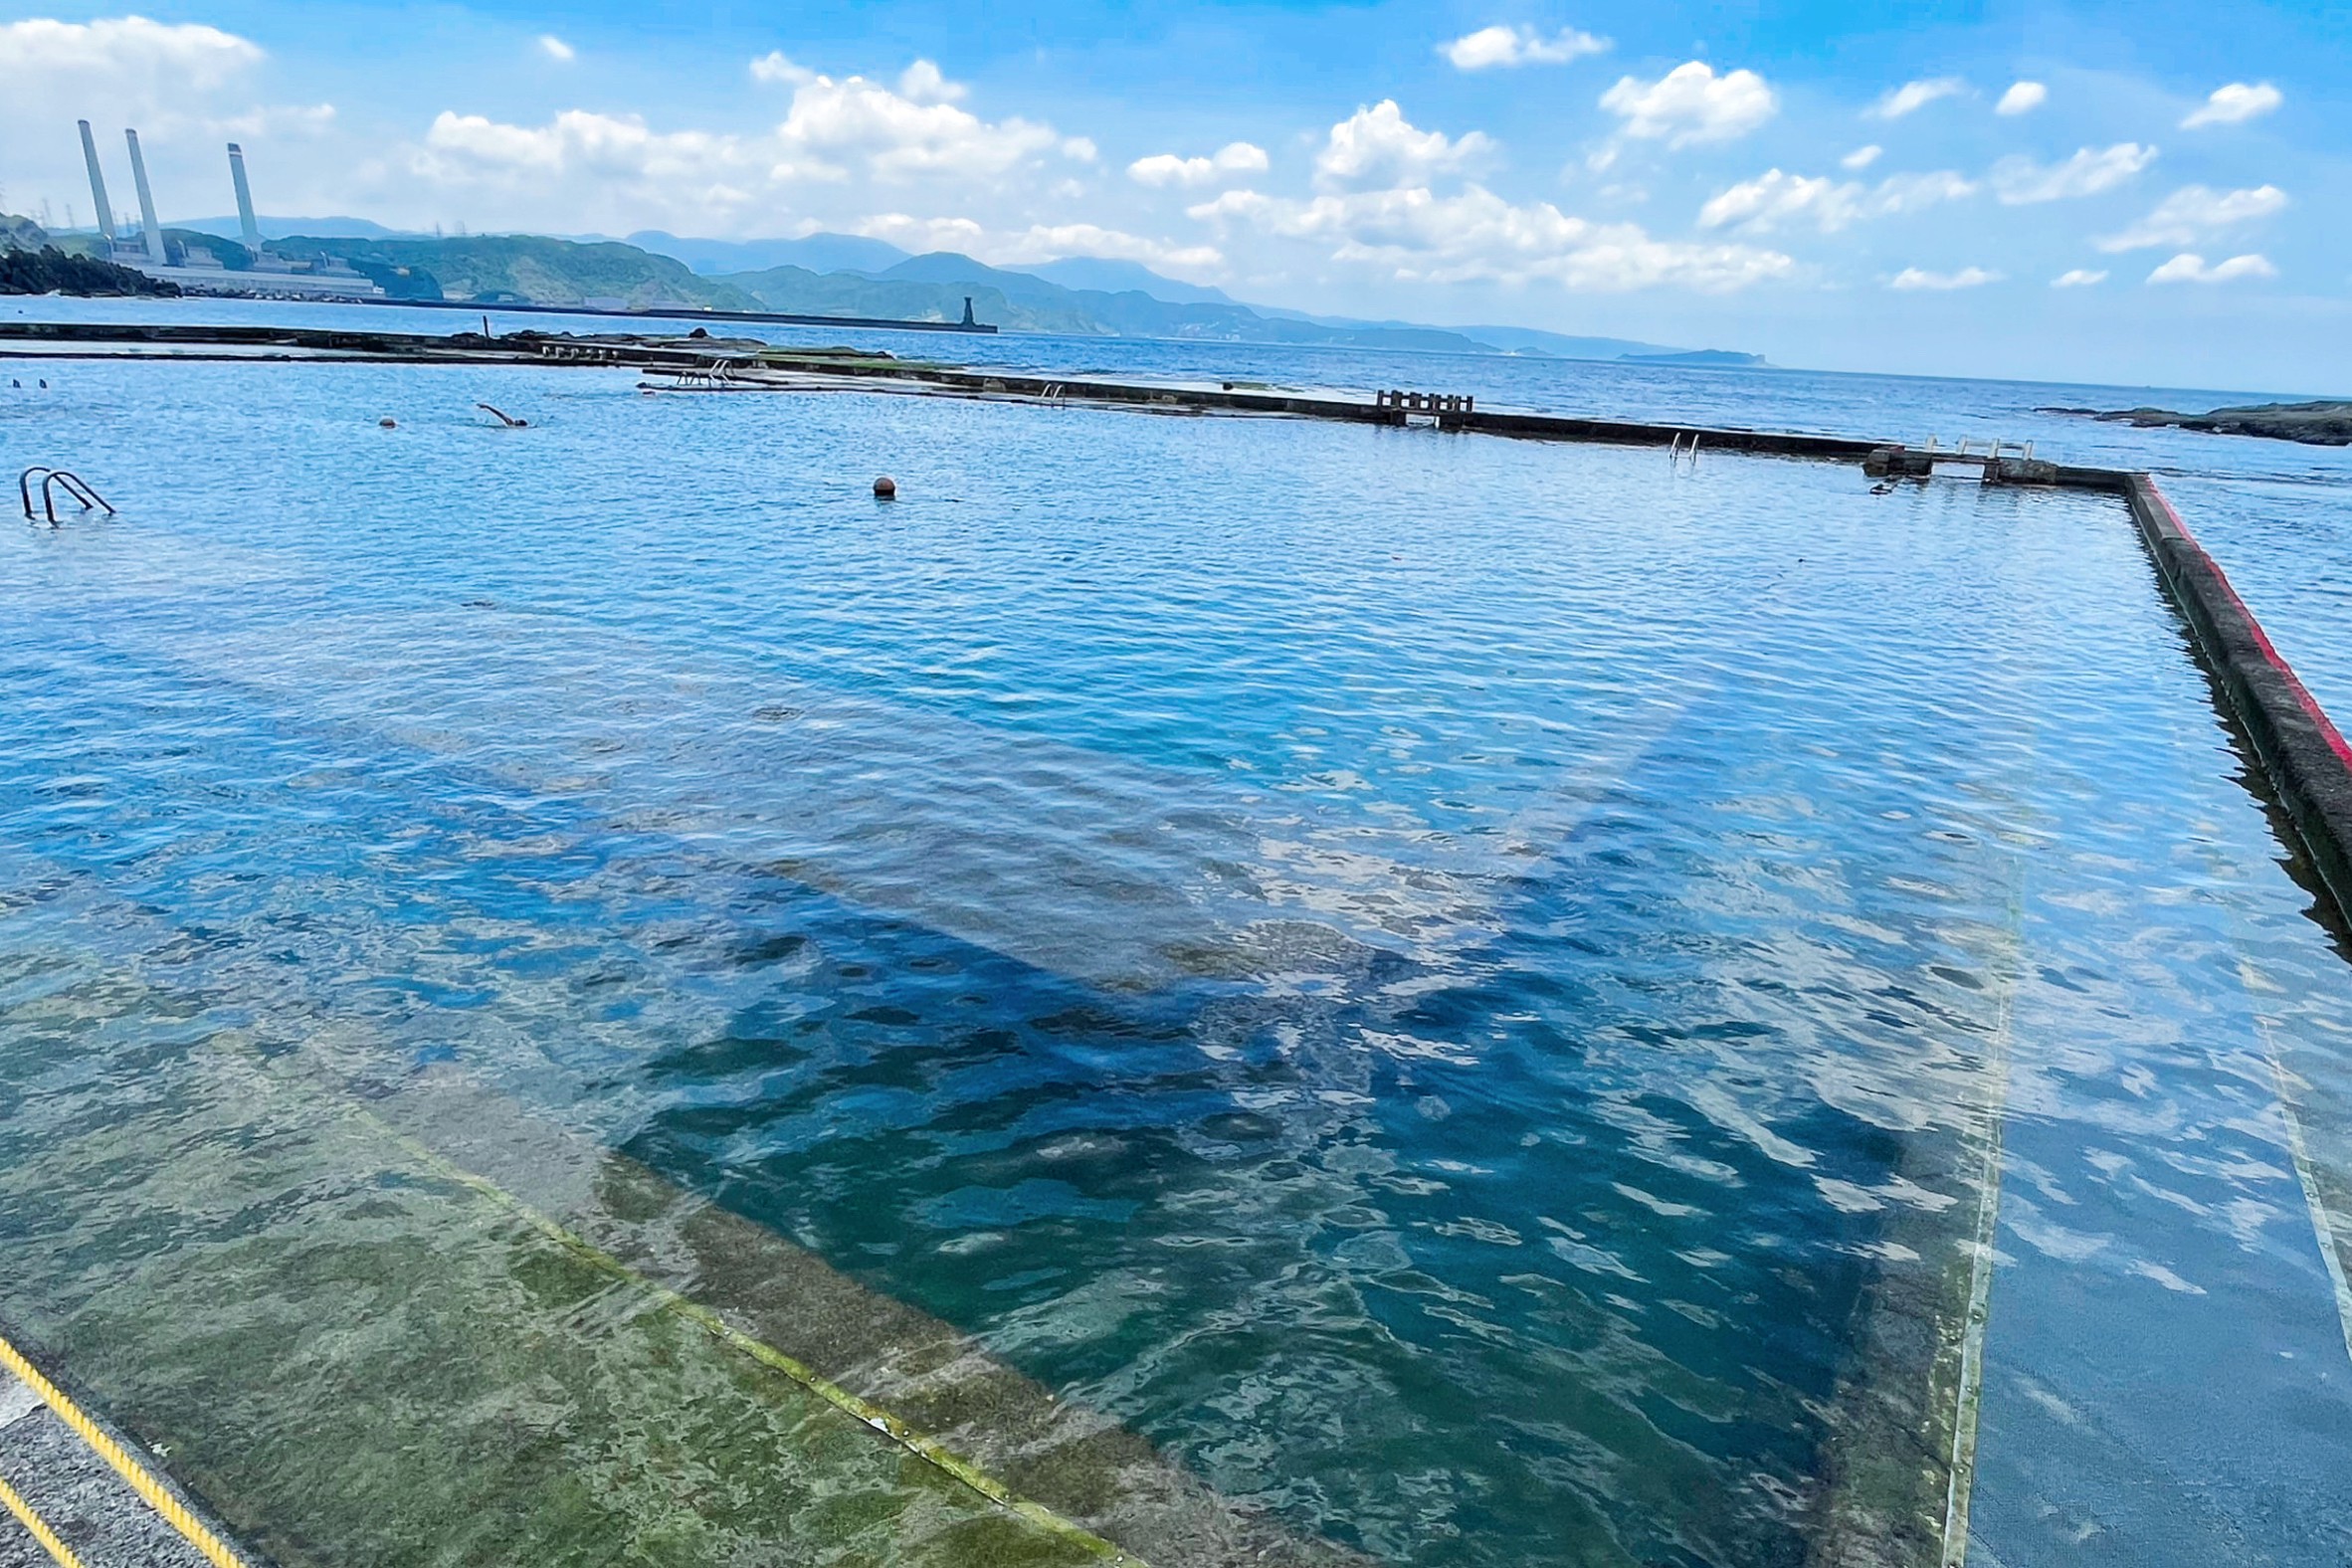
[2127,473,2352,925]
[2138,477,2352,770]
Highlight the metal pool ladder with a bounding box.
[17,468,116,525]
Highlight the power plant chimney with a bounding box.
[226,142,262,251]
[77,120,116,242]
[123,126,167,264]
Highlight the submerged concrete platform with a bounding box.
[1953,840,2352,1565]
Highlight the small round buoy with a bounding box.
[380,417,397,428]
[873,476,897,498]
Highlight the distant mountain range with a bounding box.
[620,232,1708,359]
[170,215,419,242]
[621,230,913,277]
[24,214,1765,365]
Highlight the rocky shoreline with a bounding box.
[2039,399,2352,447]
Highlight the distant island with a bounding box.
[0,212,1764,367]
[2042,400,2352,447]
[1620,349,1772,369]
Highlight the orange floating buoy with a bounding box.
[379,417,397,428]
[873,476,897,498]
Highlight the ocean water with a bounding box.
[14,292,2352,727]
[3,313,2351,1567]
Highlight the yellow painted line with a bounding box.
[0,1335,245,1568]
[0,1468,89,1568]
[346,1107,1145,1566]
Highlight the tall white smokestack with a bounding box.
[123,126,167,264]
[78,120,116,241]
[226,142,262,251]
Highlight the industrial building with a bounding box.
[75,120,384,299]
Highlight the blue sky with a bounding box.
[4,0,2345,389]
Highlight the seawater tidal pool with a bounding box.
[4,354,2352,1568]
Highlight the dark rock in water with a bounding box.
[0,245,180,298]
[2085,399,2352,446]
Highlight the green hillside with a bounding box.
[714,266,1093,331]
[28,228,745,309]
[266,235,763,309]
[8,218,1734,362]
[714,258,1500,350]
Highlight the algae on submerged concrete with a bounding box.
[0,1021,1108,1568]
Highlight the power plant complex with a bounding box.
[72,120,383,298]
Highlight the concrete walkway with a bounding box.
[0,1361,223,1568]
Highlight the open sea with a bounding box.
[3,295,2351,1568]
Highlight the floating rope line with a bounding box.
[0,1333,246,1568]
[0,1468,89,1568]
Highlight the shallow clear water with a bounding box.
[3,341,2351,1566]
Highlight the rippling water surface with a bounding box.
[3,334,2351,1567]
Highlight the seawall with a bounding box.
[2125,475,2352,927]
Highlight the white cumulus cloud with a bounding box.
[0,13,339,213]
[749,51,816,86]
[1989,142,2156,203]
[536,34,575,63]
[1315,100,1494,187]
[1189,184,1793,292]
[0,14,262,89]
[404,58,1081,235]
[2097,184,2286,251]
[2182,82,2281,128]
[1005,222,1221,271]
[1441,24,1609,70]
[896,59,966,103]
[1996,81,2047,115]
[853,213,1224,275]
[850,212,986,253]
[1600,61,1776,146]
[775,68,1072,180]
[421,108,744,181]
[1889,265,2001,290]
[2052,268,2107,287]
[1871,77,1966,118]
[1699,167,1975,234]
[1128,141,1269,188]
[2147,252,2276,284]
[1841,144,1882,170]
